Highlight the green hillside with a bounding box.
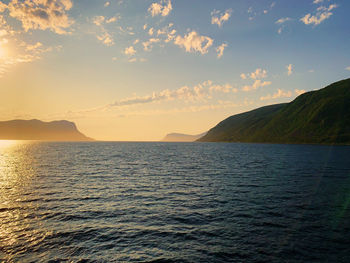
[198,78,350,144]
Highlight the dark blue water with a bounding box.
[0,141,349,262]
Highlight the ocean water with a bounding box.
[0,141,349,262]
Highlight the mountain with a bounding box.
[0,119,93,141]
[162,132,207,142]
[198,78,350,144]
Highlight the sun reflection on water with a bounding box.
[0,140,41,261]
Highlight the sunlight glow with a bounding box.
[0,140,17,149]
[0,45,6,59]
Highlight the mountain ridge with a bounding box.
[198,78,350,144]
[0,119,93,141]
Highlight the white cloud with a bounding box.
[108,85,208,107]
[287,64,293,76]
[300,4,338,26]
[295,89,306,96]
[155,24,176,43]
[124,46,136,56]
[133,39,139,45]
[0,40,61,78]
[209,84,236,93]
[216,43,227,59]
[250,68,267,79]
[211,9,232,28]
[7,0,74,34]
[260,89,292,100]
[240,73,247,80]
[174,31,213,55]
[26,42,42,51]
[104,1,110,7]
[157,23,173,35]
[277,27,283,34]
[97,32,114,46]
[107,81,238,108]
[93,15,120,45]
[0,2,7,12]
[242,80,271,92]
[148,27,154,36]
[93,16,105,26]
[142,38,160,51]
[313,0,323,4]
[276,17,291,24]
[148,0,172,17]
[106,15,120,24]
[345,66,350,71]
[118,26,134,35]
[54,80,245,119]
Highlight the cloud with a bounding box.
[155,23,176,42]
[209,84,237,93]
[240,69,269,89]
[260,89,292,100]
[118,26,134,35]
[295,89,306,96]
[174,31,213,55]
[26,42,42,51]
[346,66,350,71]
[216,43,227,58]
[7,0,74,34]
[93,16,105,26]
[275,17,292,24]
[0,2,6,12]
[157,23,173,35]
[53,80,244,119]
[97,32,114,46]
[142,38,160,51]
[93,15,119,46]
[148,27,154,36]
[1,43,61,78]
[249,68,267,79]
[286,64,293,76]
[124,46,136,56]
[313,0,323,4]
[108,86,208,108]
[107,81,238,108]
[148,0,172,17]
[211,9,232,28]
[106,16,120,24]
[300,4,338,26]
[242,80,271,91]
[104,1,110,7]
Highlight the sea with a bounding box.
[0,141,349,262]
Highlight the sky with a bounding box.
[0,0,349,141]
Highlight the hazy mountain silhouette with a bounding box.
[198,78,350,144]
[0,119,93,141]
[162,132,207,142]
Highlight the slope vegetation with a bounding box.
[198,78,350,144]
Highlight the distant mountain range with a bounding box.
[198,78,350,144]
[0,119,93,141]
[162,132,207,142]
